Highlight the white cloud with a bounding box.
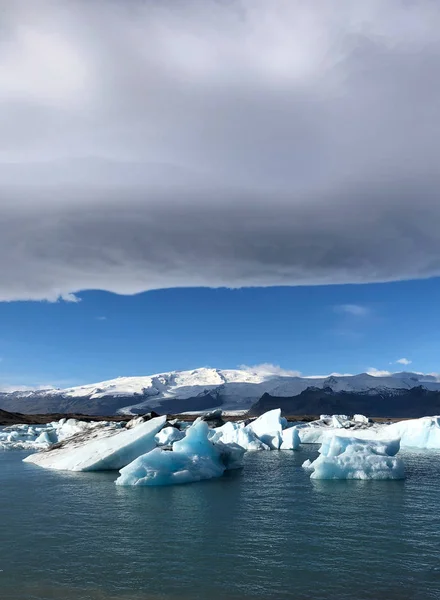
[367,368,392,377]
[395,357,412,365]
[239,363,302,377]
[334,304,370,317]
[1,1,440,300]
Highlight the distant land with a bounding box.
[0,368,440,419]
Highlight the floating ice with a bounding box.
[116,421,244,486]
[303,436,405,480]
[246,409,283,450]
[24,416,166,471]
[280,426,300,450]
[209,421,270,451]
[385,416,440,449]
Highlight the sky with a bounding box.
[0,1,439,388]
[0,278,439,389]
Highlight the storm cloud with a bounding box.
[1,0,440,300]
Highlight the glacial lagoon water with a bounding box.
[1,447,440,600]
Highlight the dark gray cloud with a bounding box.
[0,0,439,300]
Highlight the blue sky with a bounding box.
[0,278,439,389]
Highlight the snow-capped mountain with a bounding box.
[0,368,440,416]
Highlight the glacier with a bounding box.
[116,421,244,486]
[303,436,405,480]
[23,416,166,471]
[3,367,440,416]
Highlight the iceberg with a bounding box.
[246,409,283,450]
[303,436,405,480]
[116,421,244,486]
[280,426,300,450]
[384,416,440,449]
[23,416,167,471]
[209,421,270,451]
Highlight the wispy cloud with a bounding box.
[239,363,302,377]
[395,357,412,366]
[334,304,370,317]
[367,368,392,377]
[96,316,107,321]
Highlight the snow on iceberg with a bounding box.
[1,418,120,451]
[384,416,440,449]
[23,416,166,471]
[246,409,284,450]
[116,420,244,486]
[303,436,405,480]
[209,421,270,451]
[154,426,185,446]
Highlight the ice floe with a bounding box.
[303,436,405,480]
[8,410,440,487]
[116,420,244,486]
[385,416,440,449]
[23,416,166,471]
[246,408,284,450]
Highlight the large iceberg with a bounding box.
[384,416,440,449]
[303,436,405,480]
[116,421,244,486]
[246,409,284,449]
[24,416,167,471]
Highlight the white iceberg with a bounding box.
[384,416,440,449]
[246,409,283,450]
[116,420,244,486]
[280,426,300,450]
[23,416,166,471]
[303,435,405,480]
[209,421,270,451]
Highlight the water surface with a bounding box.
[1,447,439,600]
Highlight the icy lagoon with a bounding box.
[2,445,440,599]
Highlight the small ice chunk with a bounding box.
[353,414,369,425]
[280,427,300,450]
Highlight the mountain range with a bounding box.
[0,368,440,417]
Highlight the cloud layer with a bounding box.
[1,0,440,300]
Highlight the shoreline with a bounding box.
[0,409,409,427]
